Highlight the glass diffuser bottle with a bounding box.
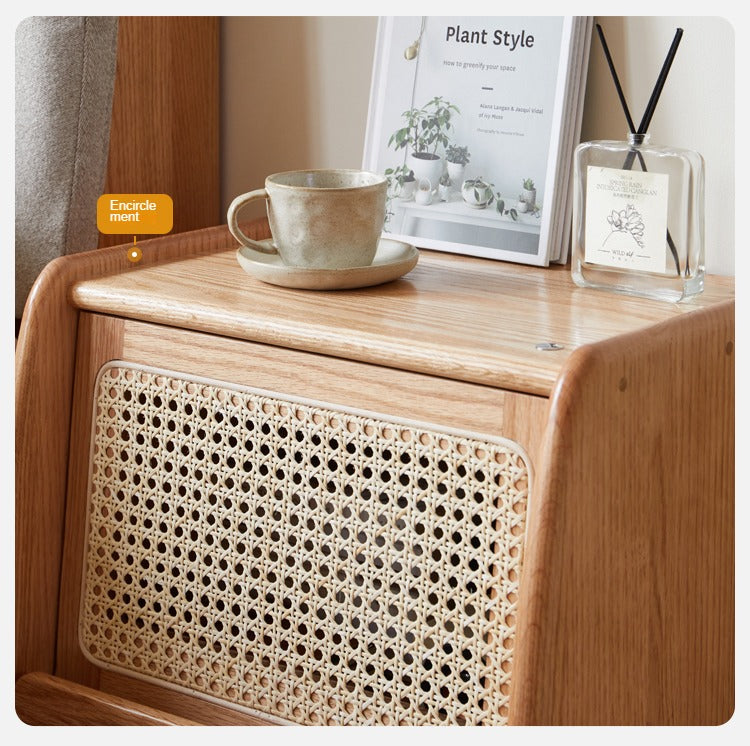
[573,24,706,302]
[571,133,705,302]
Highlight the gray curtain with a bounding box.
[15,16,119,319]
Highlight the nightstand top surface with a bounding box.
[71,244,734,396]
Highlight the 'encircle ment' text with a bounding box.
[446,25,534,50]
[108,198,158,222]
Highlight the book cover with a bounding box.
[363,16,589,266]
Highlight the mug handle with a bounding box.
[227,189,278,254]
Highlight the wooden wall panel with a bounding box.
[98,16,219,248]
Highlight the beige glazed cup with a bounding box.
[227,169,387,270]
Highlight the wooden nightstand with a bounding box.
[16,220,734,725]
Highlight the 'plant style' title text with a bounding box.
[445,25,534,51]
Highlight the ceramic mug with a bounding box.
[227,169,387,269]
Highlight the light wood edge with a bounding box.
[15,220,269,678]
[70,281,562,397]
[66,247,733,401]
[15,672,199,725]
[509,299,735,725]
[97,670,279,726]
[118,316,550,466]
[55,313,125,689]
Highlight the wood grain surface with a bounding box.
[119,317,550,463]
[98,17,220,248]
[16,672,199,725]
[70,247,734,398]
[55,314,124,690]
[510,299,735,725]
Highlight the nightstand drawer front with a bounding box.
[80,363,530,725]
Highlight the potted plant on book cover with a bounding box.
[385,165,417,201]
[461,176,494,209]
[445,144,470,184]
[520,178,536,208]
[389,96,459,189]
[438,172,452,202]
[415,178,434,205]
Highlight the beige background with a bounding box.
[221,16,735,276]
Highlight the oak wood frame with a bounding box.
[15,219,734,725]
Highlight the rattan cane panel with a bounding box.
[80,363,530,725]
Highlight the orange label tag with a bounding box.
[97,194,173,235]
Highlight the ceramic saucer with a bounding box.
[236,238,419,290]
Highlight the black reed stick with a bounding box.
[595,23,637,133]
[636,27,683,135]
[622,26,683,173]
[596,23,684,275]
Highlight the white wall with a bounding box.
[221,17,378,224]
[221,16,735,275]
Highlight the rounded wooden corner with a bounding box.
[511,302,734,725]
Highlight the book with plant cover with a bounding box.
[363,16,592,266]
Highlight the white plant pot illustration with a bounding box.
[521,188,537,208]
[407,152,443,191]
[415,178,434,205]
[446,161,465,183]
[461,179,493,209]
[438,183,452,202]
[398,180,417,201]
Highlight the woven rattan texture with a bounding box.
[80,364,529,725]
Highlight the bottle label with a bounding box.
[584,166,669,273]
